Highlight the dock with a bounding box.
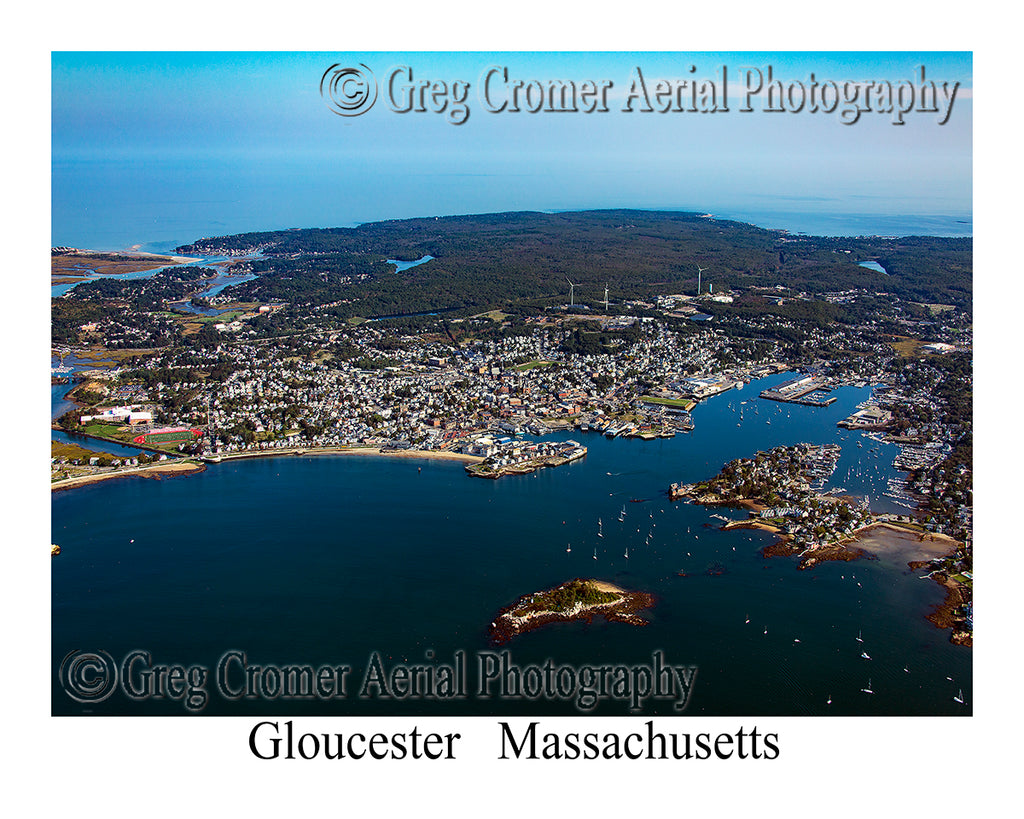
[759,374,836,407]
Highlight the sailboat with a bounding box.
[597,519,603,538]
[861,651,871,660]
[745,614,750,624]
[826,694,831,705]
[624,545,629,559]
[592,546,597,560]
[566,543,571,553]
[856,630,863,643]
[953,689,964,704]
[861,679,874,694]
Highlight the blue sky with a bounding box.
[51,52,972,246]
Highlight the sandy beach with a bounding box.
[333,447,483,464]
[724,519,781,535]
[51,460,205,491]
[589,580,627,594]
[125,245,196,264]
[52,249,196,279]
[52,445,485,493]
[841,522,958,564]
[219,446,483,464]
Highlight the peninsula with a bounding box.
[51,210,972,645]
[670,443,972,643]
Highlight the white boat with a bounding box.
[597,519,603,538]
[745,614,750,624]
[624,546,629,559]
[861,679,874,694]
[856,630,863,642]
[566,543,571,553]
[861,651,871,660]
[953,689,964,704]
[592,547,597,560]
[826,695,831,705]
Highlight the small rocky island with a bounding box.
[489,579,654,644]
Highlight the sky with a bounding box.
[51,51,973,247]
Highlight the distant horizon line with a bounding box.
[53,205,974,253]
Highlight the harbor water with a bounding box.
[51,373,971,716]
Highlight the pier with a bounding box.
[759,374,836,407]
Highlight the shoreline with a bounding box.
[747,518,970,646]
[51,248,197,278]
[489,578,654,645]
[925,573,973,647]
[217,446,483,464]
[51,443,484,492]
[749,520,959,569]
[51,460,206,491]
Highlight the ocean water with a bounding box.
[708,208,971,238]
[52,157,971,251]
[51,374,971,716]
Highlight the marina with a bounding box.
[760,374,838,407]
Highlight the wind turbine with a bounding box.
[566,277,576,306]
[696,264,707,296]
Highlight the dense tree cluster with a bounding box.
[180,211,971,320]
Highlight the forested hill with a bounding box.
[176,210,972,317]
